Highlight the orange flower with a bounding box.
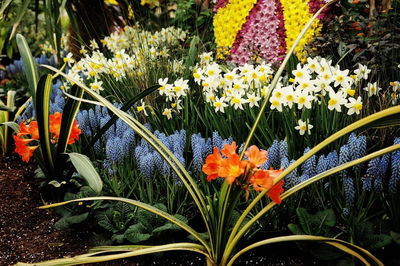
[202,147,224,181]
[352,0,359,4]
[68,120,81,144]
[49,112,62,139]
[13,135,38,162]
[250,170,273,192]
[28,121,39,140]
[218,154,247,184]
[357,32,365,37]
[49,112,81,144]
[267,180,284,204]
[18,122,31,136]
[221,141,238,158]
[245,145,267,168]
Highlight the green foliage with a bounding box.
[125,203,188,244]
[55,212,89,230]
[288,208,336,236]
[353,221,392,251]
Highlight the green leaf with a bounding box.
[288,224,304,235]
[184,36,199,79]
[68,152,103,194]
[16,34,39,110]
[390,231,400,245]
[111,234,125,244]
[125,223,152,243]
[366,234,392,250]
[36,74,55,174]
[55,84,84,172]
[1,121,20,133]
[54,212,89,230]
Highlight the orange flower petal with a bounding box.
[13,135,38,162]
[250,170,273,192]
[28,121,40,140]
[203,147,224,181]
[218,154,246,184]
[267,180,284,204]
[221,141,238,158]
[245,145,267,168]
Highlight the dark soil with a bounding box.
[1,153,399,266]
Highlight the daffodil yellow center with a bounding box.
[347,89,356,96]
[329,99,337,106]
[299,97,306,104]
[214,102,222,107]
[354,103,362,110]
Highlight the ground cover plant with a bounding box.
[1,0,400,265]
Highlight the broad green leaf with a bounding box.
[68,153,103,194]
[54,212,89,230]
[16,34,39,108]
[36,74,55,173]
[125,223,151,243]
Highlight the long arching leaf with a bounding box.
[16,34,39,109]
[36,74,55,175]
[226,235,383,266]
[16,242,209,265]
[55,84,84,173]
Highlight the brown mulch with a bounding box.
[0,154,93,265]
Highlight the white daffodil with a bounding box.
[295,90,314,109]
[173,78,190,98]
[364,82,381,97]
[282,86,296,108]
[205,63,221,78]
[354,64,371,80]
[63,52,74,67]
[292,63,311,84]
[247,92,261,108]
[158,78,170,96]
[230,92,248,110]
[137,100,148,116]
[295,119,313,135]
[333,68,352,88]
[327,90,347,112]
[90,79,103,91]
[162,108,172,120]
[314,77,333,96]
[269,95,283,112]
[213,96,228,113]
[345,96,363,115]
